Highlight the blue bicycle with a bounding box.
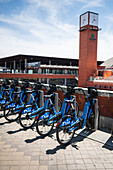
[36,85,79,137]
[0,80,10,100]
[19,83,62,129]
[56,87,99,145]
[0,80,19,111]
[4,81,31,122]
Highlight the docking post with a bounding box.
[54,93,58,112]
[39,91,44,107]
[94,99,99,131]
[111,123,113,137]
[73,96,77,112]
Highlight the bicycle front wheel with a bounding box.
[36,112,54,137]
[56,116,75,145]
[19,109,36,129]
[4,105,19,122]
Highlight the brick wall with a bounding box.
[57,88,113,119]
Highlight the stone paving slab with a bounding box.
[0,114,113,170]
[75,128,113,148]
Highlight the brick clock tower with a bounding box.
[78,11,99,87]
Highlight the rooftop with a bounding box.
[101,57,113,68]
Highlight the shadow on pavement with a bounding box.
[46,129,94,155]
[46,145,67,154]
[75,128,94,137]
[102,136,113,150]
[7,122,36,134]
[0,121,11,125]
[0,118,20,125]
[0,115,4,118]
[25,128,56,144]
[7,128,27,134]
[25,136,45,143]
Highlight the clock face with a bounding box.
[81,13,88,27]
[89,13,98,26]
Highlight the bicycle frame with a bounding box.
[21,91,42,115]
[0,86,7,99]
[65,100,95,132]
[39,96,75,125]
[26,95,54,119]
[0,87,17,107]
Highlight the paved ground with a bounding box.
[0,112,113,170]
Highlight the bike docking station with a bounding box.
[111,123,113,137]
[93,98,99,131]
[54,93,58,112]
[38,91,59,112]
[39,90,44,107]
[73,96,77,113]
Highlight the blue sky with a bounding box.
[0,0,113,61]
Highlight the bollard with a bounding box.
[94,99,99,131]
[39,91,44,107]
[27,93,32,103]
[111,123,113,137]
[54,93,58,112]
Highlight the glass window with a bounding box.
[28,69,33,74]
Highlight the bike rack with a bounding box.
[94,99,99,131]
[54,93,58,112]
[111,123,113,137]
[71,95,76,112]
[39,90,44,107]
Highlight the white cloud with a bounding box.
[0,0,112,62]
[0,13,78,59]
[0,0,12,3]
[77,0,103,9]
[98,31,113,61]
[0,0,79,58]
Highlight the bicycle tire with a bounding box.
[36,111,54,137]
[86,107,100,129]
[56,115,75,145]
[19,108,36,129]
[4,104,19,122]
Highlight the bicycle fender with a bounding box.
[19,105,32,114]
[56,115,71,128]
[36,109,47,120]
[4,101,15,109]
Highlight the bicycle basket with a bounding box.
[88,87,98,98]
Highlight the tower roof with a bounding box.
[101,57,113,68]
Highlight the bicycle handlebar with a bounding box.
[56,86,65,93]
[76,88,86,96]
[41,84,48,90]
